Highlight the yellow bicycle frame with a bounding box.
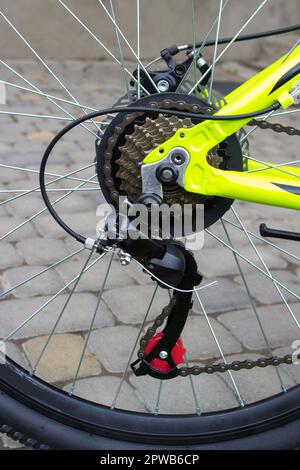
[143,43,300,210]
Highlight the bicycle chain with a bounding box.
[101,99,300,377]
[248,118,300,136]
[137,117,300,377]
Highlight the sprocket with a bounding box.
[96,92,244,231]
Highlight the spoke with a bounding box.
[0,173,97,243]
[2,253,105,343]
[184,352,202,415]
[0,109,104,125]
[153,380,163,415]
[222,217,300,264]
[0,11,102,134]
[31,242,99,374]
[188,0,269,95]
[194,289,245,407]
[176,0,230,92]
[0,188,98,193]
[136,0,141,99]
[69,249,115,395]
[98,0,158,94]
[108,0,130,98]
[245,156,300,178]
[240,110,275,143]
[231,206,300,332]
[0,248,84,300]
[58,0,150,96]
[111,283,159,409]
[0,80,99,113]
[0,59,100,138]
[208,0,223,102]
[220,218,286,392]
[0,163,98,186]
[205,228,300,306]
[0,162,95,208]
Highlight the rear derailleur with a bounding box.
[100,211,202,380]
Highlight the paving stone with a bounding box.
[1,265,65,298]
[192,278,249,314]
[220,353,294,404]
[6,196,44,218]
[2,151,66,166]
[0,167,26,184]
[25,130,56,143]
[103,285,169,324]
[0,216,37,242]
[5,342,29,368]
[0,243,24,269]
[22,333,101,383]
[123,260,154,285]
[181,315,242,361]
[64,376,146,412]
[0,434,24,449]
[33,211,98,239]
[234,270,300,305]
[218,304,300,351]
[130,371,237,414]
[88,325,140,373]
[16,237,68,265]
[55,256,136,292]
[193,244,287,277]
[0,293,113,340]
[273,346,300,386]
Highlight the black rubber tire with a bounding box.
[1,358,300,449]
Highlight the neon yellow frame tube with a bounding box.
[143,43,300,210]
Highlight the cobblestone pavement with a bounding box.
[0,59,300,449]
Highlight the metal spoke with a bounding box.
[0,10,102,134]
[208,0,223,102]
[0,173,97,243]
[111,284,159,409]
[188,0,269,95]
[176,0,230,92]
[31,242,100,375]
[205,228,300,306]
[0,163,98,186]
[98,0,158,94]
[194,289,245,407]
[2,253,105,343]
[222,217,300,264]
[69,249,115,395]
[58,0,150,96]
[108,0,130,98]
[220,218,286,392]
[231,206,300,332]
[0,59,100,138]
[0,79,100,113]
[245,156,300,178]
[0,162,95,208]
[184,352,202,415]
[0,109,105,125]
[153,380,163,415]
[0,247,84,300]
[136,0,141,99]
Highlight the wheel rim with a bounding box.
[0,0,300,429]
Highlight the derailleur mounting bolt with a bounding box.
[118,250,131,266]
[159,350,169,360]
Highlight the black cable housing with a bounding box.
[39,102,280,245]
[184,23,300,52]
